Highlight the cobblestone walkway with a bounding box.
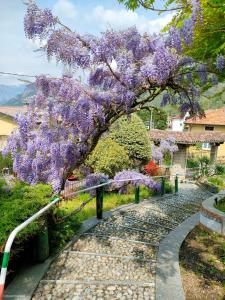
[32,183,210,300]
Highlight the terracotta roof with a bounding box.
[0,106,27,118]
[149,129,225,145]
[185,107,225,126]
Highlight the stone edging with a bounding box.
[199,190,225,235]
[156,213,199,300]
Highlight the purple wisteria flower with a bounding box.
[3,2,207,191]
[113,170,160,192]
[216,55,224,72]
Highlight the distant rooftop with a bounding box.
[149,129,225,145]
[0,106,27,118]
[185,107,225,126]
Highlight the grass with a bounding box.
[180,226,225,300]
[56,185,153,224]
[216,197,225,213]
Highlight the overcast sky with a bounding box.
[0,0,173,86]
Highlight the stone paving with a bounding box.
[32,183,210,300]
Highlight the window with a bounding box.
[202,143,211,150]
[205,126,214,131]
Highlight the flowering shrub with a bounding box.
[144,160,159,176]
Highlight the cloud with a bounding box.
[88,6,174,33]
[53,0,77,20]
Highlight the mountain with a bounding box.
[150,82,225,116]
[0,84,26,103]
[4,83,36,106]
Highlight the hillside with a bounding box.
[3,83,36,106]
[151,82,225,116]
[0,84,25,103]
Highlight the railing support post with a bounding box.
[37,218,49,262]
[135,186,140,204]
[161,177,165,196]
[175,175,178,194]
[96,186,104,219]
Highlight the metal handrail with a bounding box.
[0,174,180,299]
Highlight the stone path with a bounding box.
[32,183,210,300]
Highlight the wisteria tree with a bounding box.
[3,1,224,191]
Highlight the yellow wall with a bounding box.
[186,124,225,159]
[0,115,17,150]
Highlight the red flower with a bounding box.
[144,160,159,176]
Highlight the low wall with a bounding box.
[199,190,225,236]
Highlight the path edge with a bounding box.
[156,212,200,300]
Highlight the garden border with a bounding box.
[199,190,225,235]
[4,194,172,299]
[156,212,200,300]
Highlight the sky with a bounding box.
[0,0,173,86]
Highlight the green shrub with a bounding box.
[109,114,151,167]
[0,182,52,251]
[86,137,130,177]
[215,164,225,175]
[0,152,13,173]
[187,158,200,169]
[165,181,173,193]
[208,177,224,187]
[199,156,211,166]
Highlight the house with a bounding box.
[0,106,27,150]
[149,129,225,178]
[169,112,190,131]
[185,107,225,159]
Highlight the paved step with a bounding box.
[33,281,155,300]
[70,234,157,259]
[90,221,162,243]
[43,252,156,282]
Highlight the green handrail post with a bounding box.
[135,186,140,204]
[161,177,165,196]
[175,175,178,194]
[37,217,49,262]
[96,185,104,219]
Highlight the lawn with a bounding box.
[180,226,225,300]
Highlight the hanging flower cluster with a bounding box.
[113,170,161,192]
[152,137,178,164]
[3,2,224,191]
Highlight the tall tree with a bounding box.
[4,2,224,191]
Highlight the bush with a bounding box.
[187,158,200,169]
[215,164,225,175]
[0,152,13,173]
[199,156,211,166]
[165,181,173,193]
[0,182,52,251]
[109,114,151,167]
[144,160,159,176]
[86,137,130,177]
[208,177,224,187]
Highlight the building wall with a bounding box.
[171,119,185,131]
[0,115,17,150]
[186,124,225,159]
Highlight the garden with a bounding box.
[0,0,225,299]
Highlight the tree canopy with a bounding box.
[3,2,224,191]
[110,114,151,166]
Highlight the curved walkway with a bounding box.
[32,183,210,300]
